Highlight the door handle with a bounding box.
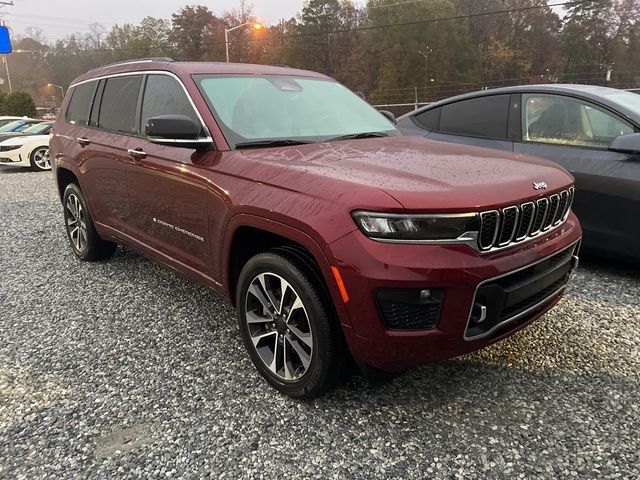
[127,148,148,160]
[76,137,91,146]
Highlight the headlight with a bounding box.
[352,211,480,241]
[0,145,21,152]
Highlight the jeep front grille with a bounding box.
[478,187,574,252]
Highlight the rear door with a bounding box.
[513,92,639,258]
[409,94,515,152]
[80,75,143,236]
[125,73,218,275]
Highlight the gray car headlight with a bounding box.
[352,211,480,241]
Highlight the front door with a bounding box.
[514,93,640,258]
[125,73,219,277]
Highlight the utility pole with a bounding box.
[3,54,11,92]
[416,45,433,100]
[418,47,432,91]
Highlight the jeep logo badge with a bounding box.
[533,181,548,190]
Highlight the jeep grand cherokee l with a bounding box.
[49,59,582,398]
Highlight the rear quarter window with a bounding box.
[65,81,98,126]
[439,95,511,139]
[414,107,441,130]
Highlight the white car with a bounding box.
[0,129,51,171]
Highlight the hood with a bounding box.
[234,135,574,212]
[2,134,49,146]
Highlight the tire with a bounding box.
[236,250,345,398]
[29,146,51,171]
[62,183,116,261]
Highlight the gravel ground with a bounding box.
[1,167,639,479]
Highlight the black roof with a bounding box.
[400,84,640,126]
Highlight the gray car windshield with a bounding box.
[195,75,398,148]
[606,91,640,118]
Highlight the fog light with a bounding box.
[419,289,431,300]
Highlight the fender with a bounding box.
[222,213,353,329]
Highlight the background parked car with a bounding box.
[0,118,45,136]
[0,128,51,171]
[397,85,640,263]
[0,121,53,142]
[0,116,28,128]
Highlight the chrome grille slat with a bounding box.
[478,188,574,252]
[498,206,519,246]
[545,194,560,229]
[515,202,535,240]
[479,211,500,251]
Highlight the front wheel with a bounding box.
[236,250,345,398]
[30,146,51,171]
[63,183,116,261]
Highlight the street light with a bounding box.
[225,21,263,63]
[48,83,65,99]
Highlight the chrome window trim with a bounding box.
[463,239,581,341]
[69,70,212,142]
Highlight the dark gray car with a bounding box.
[397,84,640,263]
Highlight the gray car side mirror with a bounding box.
[608,133,640,156]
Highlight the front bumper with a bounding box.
[0,151,28,167]
[329,212,582,371]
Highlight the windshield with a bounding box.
[195,75,398,148]
[606,91,640,117]
[0,120,25,132]
[22,123,51,134]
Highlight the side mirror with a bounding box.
[379,110,396,125]
[608,133,640,156]
[145,114,212,150]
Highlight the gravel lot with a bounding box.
[1,168,639,479]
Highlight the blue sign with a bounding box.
[0,26,12,54]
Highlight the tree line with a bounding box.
[6,0,640,111]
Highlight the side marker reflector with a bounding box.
[331,266,350,303]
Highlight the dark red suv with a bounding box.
[50,59,582,398]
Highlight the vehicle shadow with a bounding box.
[578,254,638,280]
[0,166,35,174]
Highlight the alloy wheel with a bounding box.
[244,272,313,381]
[33,147,50,170]
[65,193,88,252]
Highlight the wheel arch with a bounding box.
[223,214,350,327]
[56,166,79,201]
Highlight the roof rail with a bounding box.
[94,57,175,70]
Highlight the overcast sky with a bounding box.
[2,0,306,42]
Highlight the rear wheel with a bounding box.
[63,183,116,261]
[236,250,345,398]
[29,146,50,171]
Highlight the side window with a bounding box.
[439,95,510,139]
[97,75,142,134]
[414,107,441,130]
[522,93,634,148]
[65,81,98,126]
[141,74,202,135]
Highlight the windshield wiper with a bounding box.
[235,139,315,149]
[325,132,391,142]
